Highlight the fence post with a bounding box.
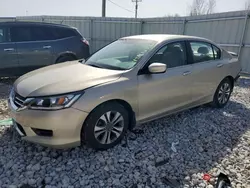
[182,19,186,35]
[140,20,144,35]
[238,10,249,61]
[89,18,94,53]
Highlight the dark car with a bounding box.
[0,21,90,77]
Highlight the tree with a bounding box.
[164,13,180,17]
[189,0,216,16]
[207,0,216,14]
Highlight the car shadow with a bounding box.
[123,100,250,187]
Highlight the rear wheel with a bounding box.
[56,56,76,63]
[211,78,233,108]
[82,102,129,150]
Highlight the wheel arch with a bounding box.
[82,99,136,133]
[224,75,235,89]
[55,52,77,63]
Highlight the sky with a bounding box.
[0,0,248,18]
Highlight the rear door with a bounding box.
[49,26,88,61]
[0,26,19,76]
[187,41,226,104]
[10,25,53,74]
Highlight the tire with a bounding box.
[56,56,76,63]
[82,102,129,150]
[216,180,231,188]
[211,78,233,108]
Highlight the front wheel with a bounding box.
[211,78,233,108]
[82,102,129,150]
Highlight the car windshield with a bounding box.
[84,39,157,70]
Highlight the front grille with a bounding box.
[13,92,26,108]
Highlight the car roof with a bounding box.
[122,34,213,43]
[0,21,72,29]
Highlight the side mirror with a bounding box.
[148,63,167,74]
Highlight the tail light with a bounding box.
[82,38,89,46]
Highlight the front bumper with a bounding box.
[9,99,89,149]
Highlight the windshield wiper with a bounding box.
[87,64,103,69]
[102,64,127,70]
[86,63,127,70]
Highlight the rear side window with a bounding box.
[189,42,214,63]
[212,45,221,59]
[31,26,54,41]
[0,27,10,43]
[50,27,78,40]
[10,25,78,42]
[11,26,53,42]
[10,26,32,42]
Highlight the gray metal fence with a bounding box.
[0,17,16,22]
[1,10,250,73]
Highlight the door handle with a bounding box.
[4,48,14,52]
[43,46,51,49]
[217,63,223,68]
[183,71,191,76]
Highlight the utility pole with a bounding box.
[102,0,106,17]
[132,0,142,19]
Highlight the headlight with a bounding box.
[27,93,82,110]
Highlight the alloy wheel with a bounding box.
[94,111,124,145]
[218,82,231,105]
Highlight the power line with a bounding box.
[107,0,134,13]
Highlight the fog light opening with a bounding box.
[31,128,53,137]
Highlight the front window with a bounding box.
[0,28,3,43]
[149,41,187,68]
[0,27,10,43]
[85,39,157,70]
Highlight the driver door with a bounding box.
[137,41,193,122]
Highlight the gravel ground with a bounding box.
[0,77,249,188]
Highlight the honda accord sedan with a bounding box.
[9,34,241,149]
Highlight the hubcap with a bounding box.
[94,111,124,145]
[218,82,231,104]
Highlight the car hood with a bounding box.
[14,61,123,97]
